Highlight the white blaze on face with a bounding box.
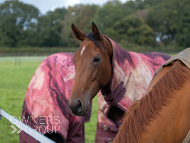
[81,46,85,56]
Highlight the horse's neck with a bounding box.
[102,37,125,123]
[103,36,113,62]
[141,88,190,143]
[113,85,190,143]
[101,37,113,94]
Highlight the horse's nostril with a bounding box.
[68,99,83,115]
[76,100,82,113]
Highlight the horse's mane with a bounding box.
[115,61,190,143]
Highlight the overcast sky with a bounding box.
[0,0,128,14]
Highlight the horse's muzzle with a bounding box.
[68,99,88,116]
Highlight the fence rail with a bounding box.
[0,53,55,57]
[0,50,181,57]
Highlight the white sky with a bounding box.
[0,0,128,14]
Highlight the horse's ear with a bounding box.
[91,22,104,41]
[71,24,86,41]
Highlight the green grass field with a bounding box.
[0,56,98,143]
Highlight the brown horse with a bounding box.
[68,22,113,116]
[68,22,169,119]
[113,59,190,143]
[68,22,171,142]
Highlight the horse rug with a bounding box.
[20,53,91,143]
[95,37,171,143]
[154,48,190,76]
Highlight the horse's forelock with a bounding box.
[87,32,102,49]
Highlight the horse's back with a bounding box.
[144,52,171,61]
[147,48,190,93]
[143,52,171,66]
[160,48,190,69]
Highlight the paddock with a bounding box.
[0,53,177,142]
[0,56,98,143]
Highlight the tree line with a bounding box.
[0,0,189,49]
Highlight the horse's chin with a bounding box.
[74,105,89,116]
[79,107,89,116]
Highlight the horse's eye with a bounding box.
[93,56,101,63]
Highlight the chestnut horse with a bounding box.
[68,22,171,142]
[113,53,190,142]
[68,22,169,118]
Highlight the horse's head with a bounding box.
[68,22,113,116]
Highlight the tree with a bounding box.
[94,0,124,34]
[147,0,177,44]
[37,8,67,32]
[108,15,156,46]
[174,0,190,47]
[123,1,137,15]
[35,7,67,47]
[61,4,99,47]
[0,0,40,47]
[147,0,190,47]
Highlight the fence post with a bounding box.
[15,56,17,65]
[15,54,21,65]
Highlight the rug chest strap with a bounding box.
[102,82,126,106]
